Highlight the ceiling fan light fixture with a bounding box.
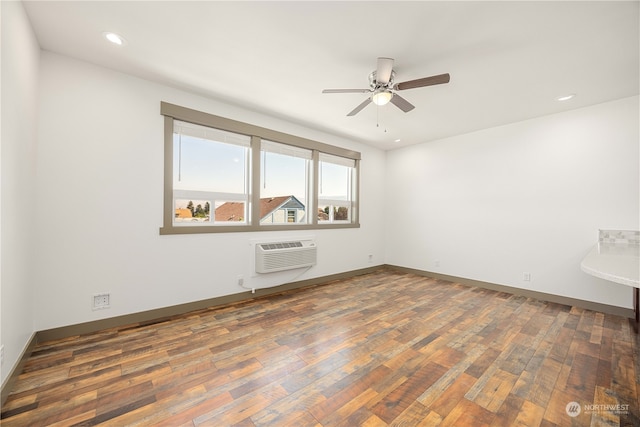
[371,90,392,106]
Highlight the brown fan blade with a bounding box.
[347,98,372,116]
[389,93,415,113]
[394,73,450,91]
[376,57,394,85]
[322,88,370,94]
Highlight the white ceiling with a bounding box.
[23,1,639,150]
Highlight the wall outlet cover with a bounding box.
[92,293,110,310]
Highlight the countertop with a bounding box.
[581,242,639,287]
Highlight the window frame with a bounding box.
[160,102,360,235]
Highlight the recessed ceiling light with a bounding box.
[103,32,126,46]
[394,139,401,143]
[556,94,575,102]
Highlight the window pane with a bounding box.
[175,199,211,223]
[318,204,351,222]
[173,130,248,194]
[319,161,350,200]
[260,141,310,224]
[213,201,247,224]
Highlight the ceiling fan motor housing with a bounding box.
[369,70,396,90]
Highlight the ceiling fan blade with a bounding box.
[347,98,372,116]
[394,73,450,91]
[322,88,370,94]
[389,93,415,113]
[376,57,394,85]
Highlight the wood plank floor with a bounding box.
[2,269,639,426]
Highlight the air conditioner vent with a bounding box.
[259,242,303,250]
[255,240,317,273]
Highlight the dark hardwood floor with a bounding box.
[2,269,639,426]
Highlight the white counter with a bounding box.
[581,242,639,287]
[581,231,639,329]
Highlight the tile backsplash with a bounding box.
[598,229,640,245]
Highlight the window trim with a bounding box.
[160,102,360,235]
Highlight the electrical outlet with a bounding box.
[523,272,532,282]
[237,275,244,286]
[368,254,373,264]
[434,260,441,268]
[92,293,110,310]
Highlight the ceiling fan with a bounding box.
[322,57,450,116]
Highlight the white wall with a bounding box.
[33,51,386,331]
[1,0,40,385]
[385,96,639,308]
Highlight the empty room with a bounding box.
[1,1,639,426]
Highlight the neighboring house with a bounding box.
[175,208,193,219]
[214,195,306,223]
[317,209,329,221]
[212,201,245,222]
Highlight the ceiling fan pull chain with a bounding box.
[376,104,387,132]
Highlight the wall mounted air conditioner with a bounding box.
[255,240,317,273]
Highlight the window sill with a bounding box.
[159,222,361,235]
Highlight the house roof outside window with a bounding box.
[214,195,305,222]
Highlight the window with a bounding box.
[160,102,360,234]
[260,141,311,225]
[318,153,356,223]
[172,121,250,227]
